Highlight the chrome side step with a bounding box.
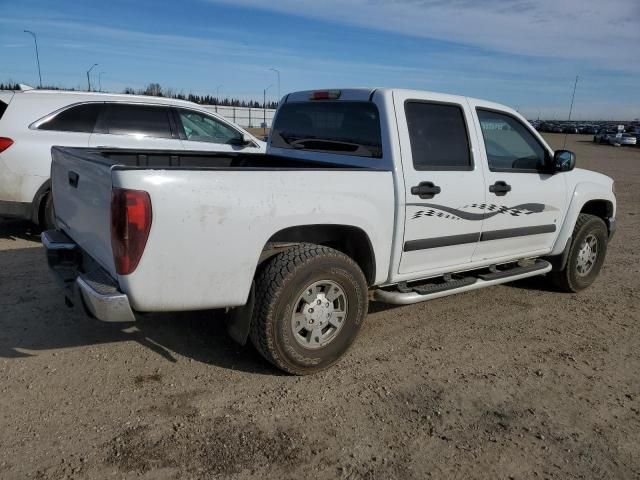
[373,260,552,305]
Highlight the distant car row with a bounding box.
[594,131,638,146]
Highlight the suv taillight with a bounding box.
[0,137,13,153]
[111,188,152,275]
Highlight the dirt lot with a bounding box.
[0,134,638,479]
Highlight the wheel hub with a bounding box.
[291,280,347,349]
[576,234,598,277]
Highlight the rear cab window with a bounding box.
[271,101,382,158]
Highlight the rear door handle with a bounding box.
[411,181,441,199]
[489,181,511,196]
[68,171,79,188]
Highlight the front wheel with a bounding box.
[549,214,608,292]
[249,244,368,375]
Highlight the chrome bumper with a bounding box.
[42,230,136,323]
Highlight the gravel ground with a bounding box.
[0,134,638,479]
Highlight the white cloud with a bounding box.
[207,0,640,73]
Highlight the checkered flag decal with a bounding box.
[412,209,461,220]
[466,203,537,217]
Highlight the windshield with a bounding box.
[271,101,382,158]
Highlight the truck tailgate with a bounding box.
[51,146,116,277]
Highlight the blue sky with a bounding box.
[1,0,638,119]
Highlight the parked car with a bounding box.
[0,87,265,228]
[608,133,637,146]
[563,125,579,134]
[43,88,616,374]
[594,130,615,144]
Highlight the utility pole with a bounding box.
[23,30,42,88]
[269,68,280,103]
[98,71,105,92]
[86,63,98,92]
[216,84,222,103]
[563,75,579,148]
[263,84,273,135]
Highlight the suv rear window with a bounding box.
[0,101,8,121]
[39,103,103,133]
[271,101,382,158]
[102,104,173,138]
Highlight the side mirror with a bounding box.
[552,149,576,173]
[230,133,253,146]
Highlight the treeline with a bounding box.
[0,82,278,109]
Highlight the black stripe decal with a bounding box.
[403,224,556,251]
[404,233,480,251]
[480,224,556,241]
[406,203,546,221]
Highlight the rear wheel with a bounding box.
[40,192,57,230]
[249,244,368,375]
[549,214,608,292]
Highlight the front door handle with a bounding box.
[411,181,441,199]
[489,181,511,196]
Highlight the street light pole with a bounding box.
[269,68,280,103]
[86,63,98,92]
[263,84,273,135]
[23,30,42,88]
[98,71,105,92]
[216,84,222,103]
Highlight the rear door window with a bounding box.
[405,101,472,170]
[38,103,103,133]
[102,104,173,138]
[271,101,382,158]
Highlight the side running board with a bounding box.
[373,260,551,306]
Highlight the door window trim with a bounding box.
[404,99,475,172]
[475,107,552,174]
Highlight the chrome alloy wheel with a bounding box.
[291,280,348,349]
[576,233,598,277]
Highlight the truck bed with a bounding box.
[51,146,395,312]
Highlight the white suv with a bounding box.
[0,88,265,228]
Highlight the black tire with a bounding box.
[249,243,368,375]
[40,192,57,230]
[549,214,608,293]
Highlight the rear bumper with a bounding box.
[42,230,136,323]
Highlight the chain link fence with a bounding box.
[202,105,276,128]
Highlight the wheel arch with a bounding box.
[261,224,377,286]
[580,199,614,231]
[30,179,51,225]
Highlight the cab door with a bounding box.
[394,91,487,276]
[468,102,567,262]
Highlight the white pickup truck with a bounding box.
[43,88,616,374]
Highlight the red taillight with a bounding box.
[110,188,152,275]
[0,137,13,153]
[310,90,341,100]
